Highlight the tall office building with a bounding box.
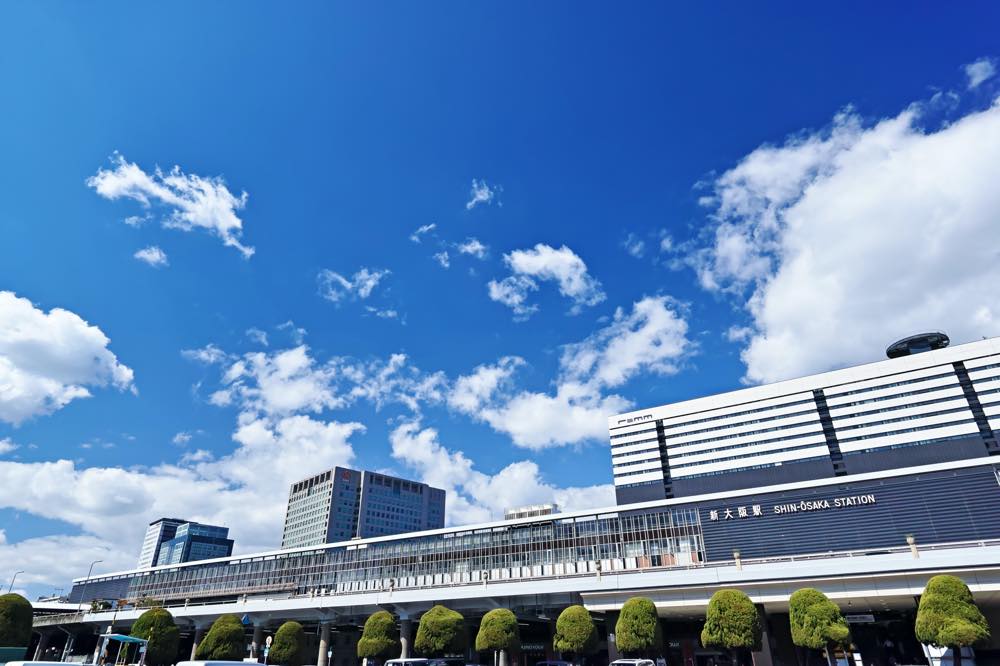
[281,467,446,549]
[155,522,234,566]
[610,334,1000,504]
[137,518,233,568]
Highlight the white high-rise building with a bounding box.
[136,518,186,569]
[609,334,1000,504]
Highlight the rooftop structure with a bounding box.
[504,503,559,520]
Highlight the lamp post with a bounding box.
[77,560,103,613]
[7,570,24,593]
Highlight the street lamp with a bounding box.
[77,560,103,613]
[7,570,24,593]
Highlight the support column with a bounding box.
[318,622,331,666]
[751,604,774,666]
[191,625,207,661]
[33,632,51,661]
[252,624,265,660]
[400,618,413,659]
[605,612,620,662]
[61,632,76,661]
[93,627,111,666]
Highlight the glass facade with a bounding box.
[74,506,703,603]
[155,522,234,566]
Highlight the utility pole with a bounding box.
[77,560,103,613]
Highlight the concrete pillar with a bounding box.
[605,612,620,662]
[400,618,413,659]
[318,623,331,666]
[252,624,265,660]
[751,604,774,666]
[61,632,76,661]
[33,632,51,660]
[191,625,207,660]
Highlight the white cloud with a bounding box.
[390,420,615,525]
[693,97,1000,384]
[133,245,168,268]
[277,321,307,345]
[365,306,399,320]
[433,251,451,269]
[317,267,390,303]
[181,343,229,365]
[246,328,269,346]
[466,179,501,210]
[486,276,538,321]
[456,238,488,259]
[622,233,646,258]
[0,438,18,455]
[0,291,134,425]
[490,244,605,318]
[87,153,253,258]
[409,223,437,243]
[965,57,996,90]
[451,296,692,448]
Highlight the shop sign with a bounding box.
[708,494,876,521]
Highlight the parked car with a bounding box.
[610,659,657,666]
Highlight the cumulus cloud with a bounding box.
[87,153,253,258]
[133,245,168,268]
[456,238,488,259]
[0,438,18,455]
[965,57,996,90]
[466,179,501,210]
[409,223,437,243]
[317,267,390,303]
[691,96,1000,384]
[489,244,605,318]
[0,291,134,425]
[390,420,615,525]
[451,296,692,448]
[246,327,269,346]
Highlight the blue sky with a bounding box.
[1,2,1000,598]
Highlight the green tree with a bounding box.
[915,575,991,666]
[0,593,33,660]
[415,605,466,657]
[130,607,180,666]
[701,589,761,666]
[270,621,307,666]
[615,597,663,657]
[357,611,400,663]
[195,614,246,661]
[553,605,598,664]
[789,589,850,666]
[476,609,520,666]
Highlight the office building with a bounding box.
[281,466,446,549]
[155,521,234,566]
[609,334,1000,504]
[137,518,233,568]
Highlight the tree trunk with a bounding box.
[825,642,837,666]
[499,648,509,666]
[952,645,962,666]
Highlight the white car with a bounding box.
[610,659,657,666]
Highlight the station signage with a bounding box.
[707,493,876,522]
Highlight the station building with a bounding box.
[40,336,1000,666]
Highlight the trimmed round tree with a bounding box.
[0,593,33,661]
[476,609,520,666]
[553,605,598,664]
[196,614,246,661]
[270,621,306,666]
[915,575,991,666]
[789,588,850,666]
[701,589,761,666]
[358,611,400,664]
[615,597,663,657]
[415,605,466,657]
[131,607,180,666]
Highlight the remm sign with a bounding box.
[708,493,876,521]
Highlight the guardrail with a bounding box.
[38,537,1000,627]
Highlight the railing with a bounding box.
[41,537,1000,627]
